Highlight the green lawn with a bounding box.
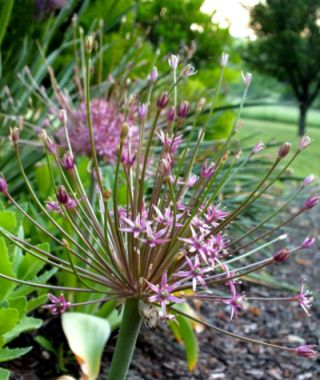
[242,105,320,127]
[238,117,320,177]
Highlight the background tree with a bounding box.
[136,0,231,69]
[244,0,320,136]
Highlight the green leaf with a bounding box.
[0,347,32,363]
[26,294,48,313]
[0,238,15,301]
[175,315,199,371]
[0,211,16,233]
[0,367,10,380]
[0,0,14,48]
[0,308,19,336]
[8,296,27,318]
[34,162,53,199]
[62,312,111,380]
[3,316,42,344]
[96,300,117,318]
[17,243,49,281]
[34,335,57,355]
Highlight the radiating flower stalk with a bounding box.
[0,37,319,379]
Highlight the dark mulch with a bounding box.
[4,205,320,380]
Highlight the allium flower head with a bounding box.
[57,99,138,164]
[1,46,318,377]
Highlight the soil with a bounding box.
[3,201,320,380]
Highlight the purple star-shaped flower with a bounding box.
[147,272,184,317]
[43,293,70,315]
[176,255,208,291]
[121,213,150,238]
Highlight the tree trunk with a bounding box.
[298,104,308,136]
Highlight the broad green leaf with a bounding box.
[35,163,53,199]
[96,300,117,318]
[0,347,32,363]
[26,294,48,313]
[175,315,198,371]
[17,243,49,281]
[0,308,19,336]
[0,367,10,380]
[0,238,15,301]
[105,309,122,331]
[62,312,111,380]
[8,296,27,318]
[0,211,16,233]
[170,304,200,371]
[3,316,42,344]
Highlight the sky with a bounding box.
[201,0,261,39]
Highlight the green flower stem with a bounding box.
[108,298,142,380]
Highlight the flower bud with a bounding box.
[159,157,172,177]
[201,160,216,179]
[181,64,196,78]
[103,188,112,201]
[302,175,315,187]
[38,129,48,144]
[197,97,206,112]
[303,195,320,209]
[298,135,311,151]
[220,52,229,67]
[302,236,316,248]
[157,93,169,109]
[120,123,129,143]
[0,177,8,195]
[273,248,290,263]
[59,109,67,124]
[278,142,292,158]
[168,54,179,70]
[149,66,158,82]
[292,345,317,358]
[167,107,175,123]
[241,71,252,87]
[61,152,75,171]
[10,127,19,143]
[85,34,94,53]
[138,103,147,120]
[252,142,265,155]
[121,150,136,168]
[56,186,69,204]
[177,101,189,119]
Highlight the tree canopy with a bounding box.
[244,0,320,135]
